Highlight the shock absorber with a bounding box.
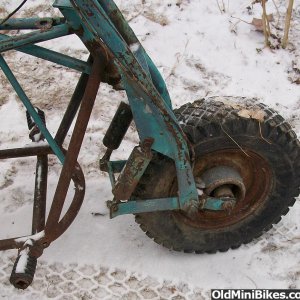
[100,101,133,171]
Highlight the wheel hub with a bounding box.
[174,149,273,229]
[198,165,246,206]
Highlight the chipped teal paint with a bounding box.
[202,198,227,211]
[0,0,200,214]
[111,196,228,217]
[111,197,180,218]
[0,35,91,74]
[95,0,171,106]
[0,17,65,30]
[62,0,199,209]
[145,53,172,108]
[0,23,70,53]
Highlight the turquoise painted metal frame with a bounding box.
[0,0,229,217]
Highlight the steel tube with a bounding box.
[0,238,19,251]
[45,55,104,237]
[0,54,65,163]
[145,53,172,107]
[0,23,71,53]
[97,0,138,45]
[55,56,93,145]
[97,0,171,106]
[111,197,180,218]
[0,34,91,74]
[0,146,52,159]
[0,161,84,250]
[0,17,65,30]
[53,164,85,241]
[32,156,48,235]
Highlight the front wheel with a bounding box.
[133,96,300,253]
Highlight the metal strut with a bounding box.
[0,52,105,288]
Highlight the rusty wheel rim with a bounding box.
[173,149,273,230]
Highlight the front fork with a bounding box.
[100,99,238,218]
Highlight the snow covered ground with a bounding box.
[0,0,300,299]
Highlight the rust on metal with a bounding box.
[0,146,52,159]
[48,162,85,243]
[173,149,272,229]
[35,18,53,30]
[55,56,93,145]
[99,148,113,172]
[32,155,48,235]
[112,138,154,201]
[200,166,246,203]
[221,199,236,212]
[0,159,85,252]
[0,52,105,254]
[44,54,104,242]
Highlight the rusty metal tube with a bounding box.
[55,56,93,145]
[0,238,19,251]
[45,55,104,241]
[32,155,48,235]
[0,146,52,159]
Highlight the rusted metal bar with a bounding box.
[0,34,91,74]
[0,146,52,159]
[55,56,93,145]
[0,54,98,250]
[0,17,65,30]
[112,138,153,201]
[0,24,71,53]
[109,197,180,218]
[0,158,85,251]
[45,54,104,241]
[50,163,85,242]
[0,233,44,251]
[0,237,43,252]
[0,238,19,251]
[32,155,48,235]
[0,54,65,163]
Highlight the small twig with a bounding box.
[261,0,270,35]
[259,122,272,144]
[230,15,252,25]
[166,39,190,80]
[282,0,294,49]
[229,16,252,35]
[229,20,240,34]
[220,124,250,157]
[91,212,106,217]
[216,0,224,14]
[127,8,144,22]
[246,275,258,289]
[271,0,280,26]
[221,0,226,12]
[286,236,300,243]
[261,0,270,47]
